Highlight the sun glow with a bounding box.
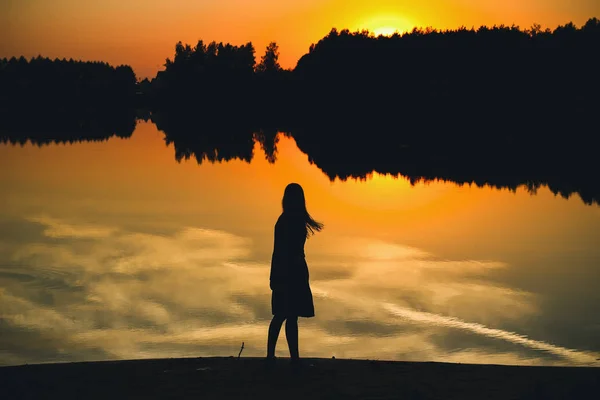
[359,15,415,36]
[373,26,400,36]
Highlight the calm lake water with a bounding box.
[1,120,599,367]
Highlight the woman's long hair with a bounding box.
[282,183,324,237]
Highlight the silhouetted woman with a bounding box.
[267,183,323,366]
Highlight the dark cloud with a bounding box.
[0,267,85,308]
[230,293,272,322]
[310,265,354,281]
[0,319,111,366]
[179,307,247,327]
[482,254,600,353]
[427,329,561,363]
[0,217,46,244]
[0,270,36,284]
[320,318,415,338]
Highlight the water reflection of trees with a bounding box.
[151,110,280,165]
[141,18,600,207]
[289,121,599,206]
[2,111,598,205]
[0,56,138,145]
[0,109,137,146]
[1,19,599,204]
[150,110,599,205]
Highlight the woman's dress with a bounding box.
[269,213,315,318]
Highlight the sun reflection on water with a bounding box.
[1,122,599,367]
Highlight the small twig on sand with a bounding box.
[238,342,245,359]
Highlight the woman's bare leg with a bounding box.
[267,315,286,358]
[285,316,299,359]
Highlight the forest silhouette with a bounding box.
[1,19,599,204]
[0,57,137,144]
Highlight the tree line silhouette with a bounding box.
[0,56,137,108]
[0,56,137,143]
[142,18,600,128]
[1,18,599,204]
[141,40,289,122]
[292,20,599,138]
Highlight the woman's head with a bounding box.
[282,183,306,214]
[282,183,323,237]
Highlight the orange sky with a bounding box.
[2,0,599,78]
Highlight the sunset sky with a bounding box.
[2,0,599,78]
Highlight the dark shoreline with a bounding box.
[2,357,599,399]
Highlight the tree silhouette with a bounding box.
[256,42,281,74]
[148,40,256,111]
[0,56,138,143]
[2,18,599,205]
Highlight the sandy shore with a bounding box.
[1,357,598,399]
